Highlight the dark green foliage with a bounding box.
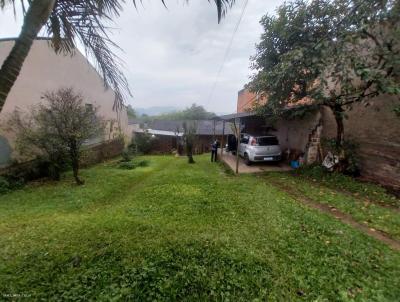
[0,176,10,194]
[138,103,216,122]
[132,132,157,155]
[117,159,149,170]
[127,105,137,119]
[120,149,132,163]
[118,161,136,170]
[0,173,25,195]
[322,138,360,176]
[136,159,150,167]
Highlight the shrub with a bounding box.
[118,162,136,170]
[8,88,105,185]
[0,176,10,194]
[0,173,25,195]
[131,133,157,154]
[322,138,360,176]
[136,160,150,167]
[120,149,132,162]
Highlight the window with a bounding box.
[257,137,279,146]
[240,136,249,144]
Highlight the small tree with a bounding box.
[132,131,157,155]
[8,88,104,185]
[182,121,197,164]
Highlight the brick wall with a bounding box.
[0,138,125,181]
[321,96,400,189]
[237,89,267,113]
[81,138,125,167]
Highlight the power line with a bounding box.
[205,0,249,108]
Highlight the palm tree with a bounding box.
[0,0,235,112]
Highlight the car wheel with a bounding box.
[244,153,251,166]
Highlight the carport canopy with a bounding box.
[213,112,258,174]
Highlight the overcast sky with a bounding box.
[0,0,284,114]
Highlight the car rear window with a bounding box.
[257,137,279,146]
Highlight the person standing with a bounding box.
[211,139,219,162]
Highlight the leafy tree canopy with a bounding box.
[249,0,400,146]
[142,103,216,121]
[127,105,137,119]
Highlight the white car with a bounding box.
[238,134,282,165]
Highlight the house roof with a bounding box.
[135,129,183,137]
[216,111,256,121]
[139,120,234,136]
[128,118,141,125]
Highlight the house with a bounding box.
[230,89,400,189]
[0,38,130,167]
[133,119,233,154]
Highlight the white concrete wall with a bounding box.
[0,39,129,166]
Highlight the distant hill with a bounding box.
[136,106,181,116]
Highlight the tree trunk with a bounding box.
[72,158,84,185]
[70,142,84,185]
[187,144,195,164]
[0,0,56,112]
[330,104,347,172]
[332,105,345,149]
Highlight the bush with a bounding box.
[117,159,149,170]
[120,149,132,162]
[322,138,360,176]
[8,88,105,185]
[136,160,150,167]
[118,162,136,170]
[0,173,25,195]
[0,177,10,194]
[131,133,157,154]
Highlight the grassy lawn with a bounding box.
[0,155,399,301]
[263,172,400,241]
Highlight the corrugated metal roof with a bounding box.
[145,120,234,135]
[135,129,183,137]
[217,112,256,121]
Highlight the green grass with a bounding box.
[262,170,400,241]
[0,155,399,301]
[294,165,400,208]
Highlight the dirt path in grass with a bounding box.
[302,179,400,213]
[267,178,400,252]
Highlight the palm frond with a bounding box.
[46,0,130,111]
[2,0,236,110]
[211,0,233,23]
